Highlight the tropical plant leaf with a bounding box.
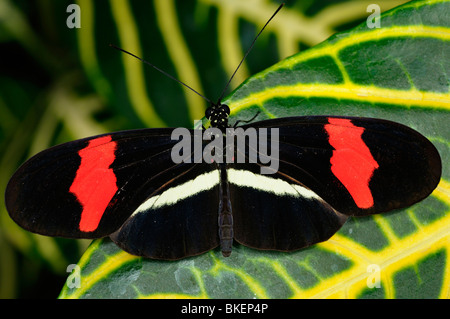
[58,0,449,299]
[6,0,416,298]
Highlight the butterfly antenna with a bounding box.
[216,3,284,105]
[110,44,214,105]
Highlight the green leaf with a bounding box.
[59,0,449,299]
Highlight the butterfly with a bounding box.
[4,4,442,260]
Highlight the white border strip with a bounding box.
[133,168,323,215]
[228,169,322,200]
[133,170,220,214]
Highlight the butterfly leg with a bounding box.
[232,112,261,128]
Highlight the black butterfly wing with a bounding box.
[5,131,140,238]
[110,164,221,260]
[229,115,441,251]
[227,165,348,251]
[5,130,184,232]
[246,116,441,215]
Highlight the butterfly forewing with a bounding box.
[242,116,441,217]
[5,128,193,238]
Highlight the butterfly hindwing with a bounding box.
[227,166,348,251]
[110,165,221,260]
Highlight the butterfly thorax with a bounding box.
[205,103,230,132]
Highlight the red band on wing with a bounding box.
[325,118,379,209]
[69,136,118,232]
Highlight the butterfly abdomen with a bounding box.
[218,163,233,257]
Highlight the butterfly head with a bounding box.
[205,103,230,131]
